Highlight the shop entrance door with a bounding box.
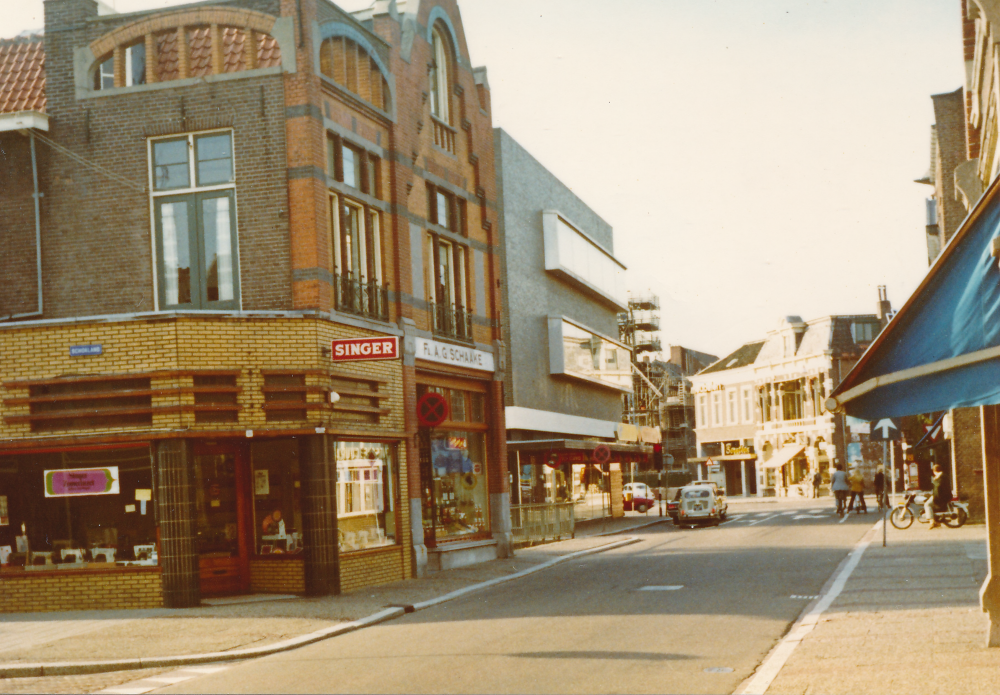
[193,443,250,596]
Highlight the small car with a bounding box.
[674,484,727,527]
[691,480,727,512]
[622,482,657,513]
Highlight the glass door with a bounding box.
[193,443,250,595]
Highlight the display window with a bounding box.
[335,441,398,552]
[418,383,490,542]
[249,439,304,556]
[0,446,157,571]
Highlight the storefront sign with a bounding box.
[414,337,495,372]
[724,443,754,456]
[331,336,399,361]
[43,467,120,497]
[69,344,102,357]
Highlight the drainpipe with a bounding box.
[2,129,44,321]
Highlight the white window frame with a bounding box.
[147,129,241,312]
[698,394,708,428]
[712,392,723,427]
[741,386,753,423]
[727,389,737,425]
[430,27,450,122]
[125,43,146,87]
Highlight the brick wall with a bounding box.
[0,568,162,613]
[249,557,305,594]
[931,89,968,245]
[0,133,41,318]
[610,466,623,518]
[952,407,985,521]
[340,545,407,593]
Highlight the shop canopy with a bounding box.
[828,177,1000,421]
[759,444,805,469]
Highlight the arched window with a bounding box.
[319,36,390,112]
[429,26,450,123]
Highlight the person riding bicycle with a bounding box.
[831,463,850,516]
[847,467,867,514]
[925,463,951,529]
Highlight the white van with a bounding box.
[673,484,727,527]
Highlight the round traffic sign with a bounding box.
[592,443,611,464]
[417,392,449,427]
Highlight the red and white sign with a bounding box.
[331,336,399,361]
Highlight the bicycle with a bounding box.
[875,488,889,513]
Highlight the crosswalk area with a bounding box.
[724,507,874,525]
[97,664,232,694]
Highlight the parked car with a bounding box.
[674,483,728,527]
[623,482,657,513]
[691,480,727,511]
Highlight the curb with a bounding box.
[0,536,640,679]
[735,517,882,695]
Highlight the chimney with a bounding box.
[877,285,893,326]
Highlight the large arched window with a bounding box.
[319,35,390,112]
[429,26,450,123]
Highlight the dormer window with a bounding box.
[125,43,146,86]
[429,26,450,123]
[851,321,877,343]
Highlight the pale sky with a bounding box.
[6,0,965,358]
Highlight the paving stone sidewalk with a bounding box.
[0,516,660,674]
[761,520,998,695]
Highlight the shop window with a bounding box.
[0,447,157,572]
[150,130,239,310]
[418,384,490,542]
[193,374,239,424]
[251,439,304,556]
[263,374,307,422]
[335,441,398,552]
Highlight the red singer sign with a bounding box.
[331,336,399,361]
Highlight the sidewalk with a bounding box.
[742,519,999,695]
[0,515,658,678]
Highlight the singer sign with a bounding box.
[331,336,400,362]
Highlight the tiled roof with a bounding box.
[698,341,765,375]
[0,36,45,114]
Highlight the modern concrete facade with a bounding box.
[494,128,648,520]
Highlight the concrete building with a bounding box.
[689,341,763,497]
[494,128,651,527]
[0,0,508,612]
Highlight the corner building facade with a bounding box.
[0,0,507,611]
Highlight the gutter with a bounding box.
[2,126,45,321]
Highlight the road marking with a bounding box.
[97,666,232,694]
[747,514,780,526]
[737,518,880,695]
[838,513,850,524]
[790,595,820,600]
[792,514,826,520]
[705,667,734,673]
[781,511,797,515]
[638,585,684,591]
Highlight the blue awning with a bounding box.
[828,176,1000,420]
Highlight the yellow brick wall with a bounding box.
[249,558,306,594]
[0,569,163,613]
[610,467,624,518]
[340,546,406,593]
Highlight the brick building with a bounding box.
[0,0,508,612]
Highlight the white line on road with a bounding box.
[746,514,780,526]
[638,585,683,591]
[838,513,850,524]
[736,518,881,695]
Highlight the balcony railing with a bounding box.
[430,302,473,342]
[432,116,456,154]
[334,274,389,321]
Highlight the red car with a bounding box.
[623,482,658,513]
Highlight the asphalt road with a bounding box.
[150,504,877,695]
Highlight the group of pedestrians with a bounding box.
[827,463,887,516]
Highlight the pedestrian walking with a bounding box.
[924,463,951,529]
[847,468,867,513]
[812,470,822,498]
[874,467,887,511]
[830,463,850,516]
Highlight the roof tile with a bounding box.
[0,36,45,114]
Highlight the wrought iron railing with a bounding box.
[430,302,473,341]
[510,502,575,547]
[334,274,389,321]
